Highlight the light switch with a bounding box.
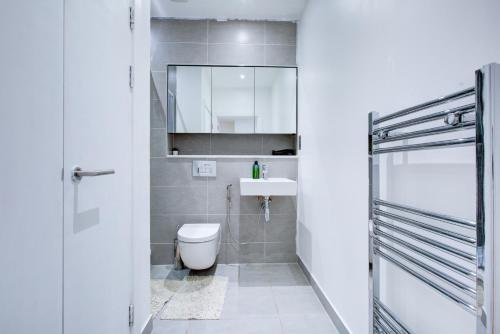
[192,160,216,177]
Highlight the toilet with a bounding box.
[177,224,221,270]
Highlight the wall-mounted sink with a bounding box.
[240,178,297,197]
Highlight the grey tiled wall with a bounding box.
[150,157,298,265]
[167,134,296,156]
[150,19,298,265]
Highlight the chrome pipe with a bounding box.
[374,199,476,230]
[374,308,401,334]
[475,68,487,334]
[373,87,475,125]
[375,248,477,314]
[368,111,381,333]
[372,137,475,155]
[374,240,476,297]
[374,228,476,281]
[374,298,413,334]
[373,103,475,135]
[374,317,391,334]
[374,209,476,245]
[374,219,476,263]
[373,121,475,145]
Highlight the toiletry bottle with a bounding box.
[252,161,260,179]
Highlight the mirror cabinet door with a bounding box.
[255,67,297,134]
[166,66,297,134]
[211,67,255,133]
[167,66,212,133]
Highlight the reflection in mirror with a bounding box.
[255,68,297,134]
[212,67,255,133]
[167,66,211,133]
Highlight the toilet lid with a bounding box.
[177,224,220,243]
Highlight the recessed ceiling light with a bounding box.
[240,74,246,80]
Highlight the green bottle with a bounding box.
[252,161,260,179]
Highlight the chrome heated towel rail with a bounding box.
[368,63,500,333]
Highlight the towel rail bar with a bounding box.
[373,87,475,125]
[374,228,476,281]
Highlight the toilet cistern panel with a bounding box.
[192,160,216,177]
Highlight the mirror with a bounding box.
[212,67,255,133]
[167,65,297,134]
[255,68,297,134]
[167,66,211,133]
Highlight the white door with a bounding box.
[1,1,63,333]
[63,1,133,333]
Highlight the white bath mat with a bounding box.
[159,275,228,320]
[151,279,174,317]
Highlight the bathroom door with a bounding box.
[63,1,133,333]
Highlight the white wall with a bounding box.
[297,1,500,333]
[0,1,63,333]
[132,0,152,333]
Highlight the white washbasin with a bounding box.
[240,178,297,196]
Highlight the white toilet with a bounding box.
[177,224,221,270]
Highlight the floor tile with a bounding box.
[151,265,173,279]
[152,319,189,334]
[213,264,240,282]
[272,286,325,316]
[188,318,282,334]
[221,286,278,319]
[280,314,339,334]
[238,263,308,287]
[151,264,337,334]
[268,263,308,286]
[238,263,273,287]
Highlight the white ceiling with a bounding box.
[151,0,308,21]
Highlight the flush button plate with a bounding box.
[192,160,216,177]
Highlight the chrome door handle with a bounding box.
[72,166,115,183]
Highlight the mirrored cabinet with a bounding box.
[167,66,212,133]
[167,65,297,134]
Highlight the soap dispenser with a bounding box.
[252,161,260,179]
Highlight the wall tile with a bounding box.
[238,243,265,263]
[151,186,207,215]
[151,74,159,101]
[152,19,208,43]
[265,45,296,66]
[150,18,298,265]
[151,128,166,157]
[151,71,167,108]
[216,243,228,264]
[151,214,207,243]
[151,158,206,187]
[264,242,297,263]
[262,135,296,155]
[265,196,297,215]
[208,214,238,243]
[265,22,297,45]
[152,43,207,70]
[208,184,240,214]
[208,20,265,44]
[264,215,297,242]
[171,133,211,155]
[151,243,174,265]
[238,215,264,243]
[151,99,166,129]
[262,159,298,179]
[208,158,254,185]
[208,44,265,66]
[211,134,263,155]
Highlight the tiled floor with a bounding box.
[151,263,339,334]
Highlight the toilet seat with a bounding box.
[178,224,220,243]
